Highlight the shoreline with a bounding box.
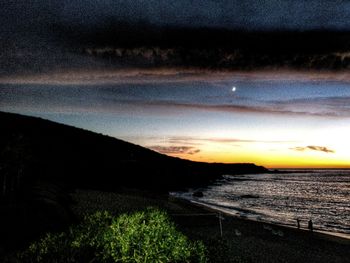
[66,189,350,263]
[171,195,350,242]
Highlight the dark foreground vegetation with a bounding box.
[8,208,206,263]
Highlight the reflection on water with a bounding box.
[177,170,350,234]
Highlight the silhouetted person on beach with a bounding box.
[297,219,300,229]
[308,219,313,232]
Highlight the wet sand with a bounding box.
[187,198,350,240]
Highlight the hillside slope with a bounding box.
[0,111,267,197]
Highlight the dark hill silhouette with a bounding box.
[0,111,267,250]
[0,111,267,198]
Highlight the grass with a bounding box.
[16,208,207,263]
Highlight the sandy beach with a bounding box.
[186,198,350,240]
[71,189,350,263]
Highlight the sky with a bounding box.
[1,70,350,168]
[1,1,350,168]
[2,0,350,76]
[4,0,350,32]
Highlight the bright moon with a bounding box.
[232,86,236,92]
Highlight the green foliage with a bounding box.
[102,208,206,263]
[19,209,207,263]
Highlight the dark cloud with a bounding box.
[2,1,350,75]
[149,146,200,155]
[78,45,350,70]
[290,146,335,153]
[6,69,350,85]
[273,97,350,109]
[3,0,350,32]
[136,100,350,118]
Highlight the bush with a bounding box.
[18,208,207,263]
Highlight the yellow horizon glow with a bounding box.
[147,125,350,169]
[162,150,350,169]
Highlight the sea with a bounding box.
[173,169,350,236]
